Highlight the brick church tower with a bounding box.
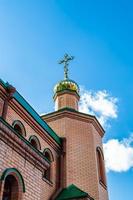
[0,54,108,200]
[42,54,109,200]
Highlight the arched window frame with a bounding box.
[29,135,41,151]
[12,120,26,137]
[43,148,54,162]
[0,168,25,200]
[43,148,54,182]
[96,147,107,188]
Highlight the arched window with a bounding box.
[96,147,107,187]
[0,168,25,200]
[12,120,26,137]
[43,148,54,162]
[43,148,54,181]
[29,135,41,150]
[2,175,19,200]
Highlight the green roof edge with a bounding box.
[0,78,9,88]
[0,79,61,145]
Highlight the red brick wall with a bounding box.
[0,97,4,116]
[0,138,58,200]
[92,126,109,200]
[0,98,60,199]
[6,104,58,156]
[45,114,108,200]
[55,93,79,111]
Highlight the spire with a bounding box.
[58,53,74,80]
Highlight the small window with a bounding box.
[43,148,54,181]
[30,139,38,149]
[44,151,51,162]
[96,147,107,187]
[12,120,26,137]
[29,135,41,150]
[43,148,54,162]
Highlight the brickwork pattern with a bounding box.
[55,93,78,111]
[0,97,60,199]
[6,105,57,155]
[46,114,108,200]
[0,82,108,200]
[0,133,58,200]
[92,126,109,200]
[0,97,4,116]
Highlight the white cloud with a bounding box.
[103,134,133,172]
[79,87,118,127]
[78,87,133,173]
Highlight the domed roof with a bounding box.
[54,79,79,95]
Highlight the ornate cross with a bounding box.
[59,53,74,80]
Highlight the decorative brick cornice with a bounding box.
[42,108,105,137]
[0,118,50,171]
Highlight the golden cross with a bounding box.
[59,53,74,80]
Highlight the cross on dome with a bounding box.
[58,53,74,80]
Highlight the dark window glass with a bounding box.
[30,139,38,149]
[2,175,19,200]
[97,148,106,186]
[14,124,22,135]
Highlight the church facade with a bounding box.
[0,56,109,200]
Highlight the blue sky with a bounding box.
[0,0,133,199]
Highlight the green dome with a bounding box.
[54,79,79,95]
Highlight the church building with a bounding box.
[0,54,109,200]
